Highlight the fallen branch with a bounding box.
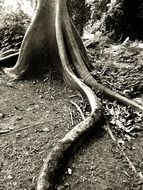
[0,83,19,90]
[0,129,11,134]
[0,122,45,136]
[70,111,74,126]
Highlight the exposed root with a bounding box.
[1,0,45,79]
[1,51,142,111]
[63,7,143,112]
[0,0,143,189]
[35,2,103,189]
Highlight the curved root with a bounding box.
[35,2,103,189]
[63,6,143,112]
[0,0,143,189]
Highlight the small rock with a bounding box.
[57,183,70,189]
[65,183,70,187]
[13,181,18,186]
[139,162,143,169]
[8,126,15,130]
[16,116,23,121]
[42,127,50,132]
[50,96,54,100]
[67,168,72,175]
[0,113,5,119]
[14,106,19,110]
[7,174,13,180]
[57,185,64,190]
[28,102,35,106]
[16,133,21,138]
[36,127,50,133]
[36,89,40,93]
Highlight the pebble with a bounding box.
[57,185,64,190]
[7,174,13,180]
[67,168,72,175]
[16,133,21,138]
[42,127,50,132]
[139,162,143,169]
[0,113,5,119]
[16,116,23,121]
[39,95,44,99]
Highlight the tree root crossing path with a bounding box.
[0,0,143,190]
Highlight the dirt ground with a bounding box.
[0,7,143,188]
[0,62,143,190]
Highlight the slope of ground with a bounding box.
[0,3,143,190]
[0,70,142,190]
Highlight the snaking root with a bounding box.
[0,0,143,189]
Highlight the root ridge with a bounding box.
[0,1,142,190]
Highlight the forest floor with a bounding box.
[0,9,143,190]
[0,37,143,190]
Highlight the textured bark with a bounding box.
[0,1,104,189]
[0,0,143,189]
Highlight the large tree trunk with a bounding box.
[0,0,143,189]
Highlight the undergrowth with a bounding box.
[0,5,30,52]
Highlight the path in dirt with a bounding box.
[0,71,143,190]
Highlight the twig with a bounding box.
[12,125,35,133]
[0,126,32,135]
[0,123,45,136]
[105,124,143,182]
[70,100,85,120]
[0,129,11,134]
[0,83,19,90]
[69,95,78,98]
[70,111,74,125]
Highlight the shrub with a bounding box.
[0,4,31,51]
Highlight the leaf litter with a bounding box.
[84,33,143,147]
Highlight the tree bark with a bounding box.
[0,0,143,189]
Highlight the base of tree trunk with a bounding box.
[0,0,143,190]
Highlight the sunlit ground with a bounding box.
[1,0,35,16]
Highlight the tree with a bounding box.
[0,0,143,189]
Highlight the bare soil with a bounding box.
[0,65,143,190]
[0,8,143,189]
